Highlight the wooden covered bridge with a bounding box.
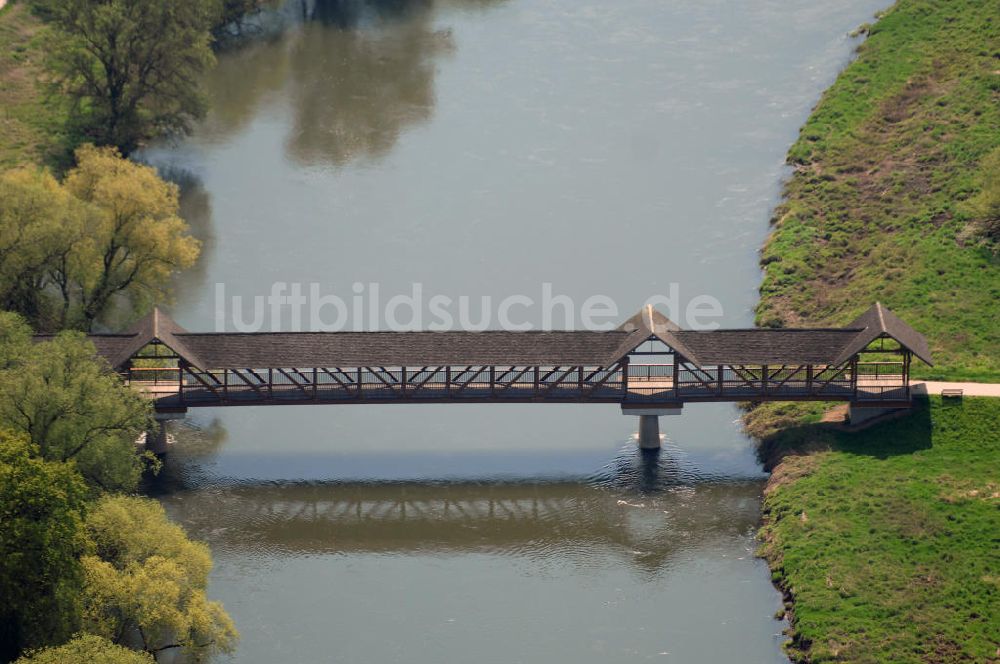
[61,302,931,449]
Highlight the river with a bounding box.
[140,0,887,660]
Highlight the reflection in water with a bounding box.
[150,429,786,663]
[285,16,452,165]
[305,0,432,27]
[150,168,217,296]
[151,424,763,575]
[197,0,507,166]
[158,479,763,575]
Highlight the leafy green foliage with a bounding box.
[41,0,217,154]
[0,166,85,322]
[82,496,238,658]
[759,398,1000,662]
[0,431,89,660]
[63,145,201,330]
[0,145,201,331]
[0,312,152,492]
[14,635,153,664]
[756,0,1000,381]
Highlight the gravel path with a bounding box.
[910,381,1000,397]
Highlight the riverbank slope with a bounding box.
[756,0,999,381]
[755,0,1000,661]
[0,1,65,169]
[759,396,999,663]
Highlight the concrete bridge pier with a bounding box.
[146,410,186,455]
[638,415,660,450]
[622,406,683,450]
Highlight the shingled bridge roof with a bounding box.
[50,303,932,370]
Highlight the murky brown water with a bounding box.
[141,0,888,660]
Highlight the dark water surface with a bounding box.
[143,0,887,660]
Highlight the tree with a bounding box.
[0,311,32,370]
[14,635,153,664]
[81,496,238,659]
[0,431,89,661]
[0,147,200,331]
[43,0,217,154]
[0,320,153,492]
[62,145,201,331]
[0,168,84,326]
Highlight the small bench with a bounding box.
[941,388,964,398]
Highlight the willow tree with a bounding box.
[15,635,154,664]
[0,312,152,492]
[63,145,201,331]
[0,168,84,326]
[43,0,217,154]
[82,496,238,658]
[0,147,200,331]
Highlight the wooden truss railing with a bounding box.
[624,360,909,403]
[137,362,627,407]
[131,358,910,409]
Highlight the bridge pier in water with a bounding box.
[146,410,186,455]
[639,416,660,450]
[623,406,683,449]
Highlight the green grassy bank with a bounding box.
[754,1,1000,661]
[759,397,999,663]
[756,0,1000,382]
[0,1,64,169]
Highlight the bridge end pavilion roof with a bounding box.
[832,302,933,366]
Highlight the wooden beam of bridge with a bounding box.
[43,302,931,412]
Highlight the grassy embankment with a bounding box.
[759,397,999,663]
[0,1,66,170]
[755,0,1000,383]
[752,1,1000,662]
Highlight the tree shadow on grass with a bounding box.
[757,398,934,470]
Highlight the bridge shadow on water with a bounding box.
[147,428,766,576]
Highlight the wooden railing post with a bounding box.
[850,358,858,399]
[178,360,186,404]
[762,365,768,397]
[904,352,911,399]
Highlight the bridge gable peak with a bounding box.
[834,302,933,366]
[610,305,703,367]
[114,307,208,370]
